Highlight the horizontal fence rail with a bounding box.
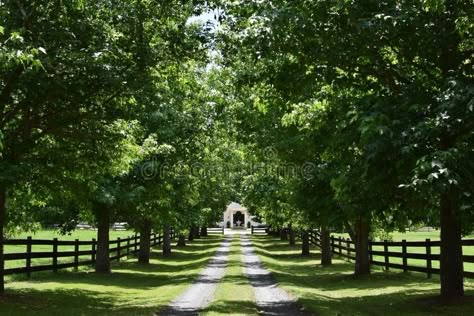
[3,231,176,277]
[308,231,474,279]
[207,227,225,235]
[251,225,269,235]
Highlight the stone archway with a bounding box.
[233,211,245,228]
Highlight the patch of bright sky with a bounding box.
[187,10,221,70]
[187,11,218,28]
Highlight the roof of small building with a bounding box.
[226,202,247,211]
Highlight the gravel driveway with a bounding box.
[240,235,313,316]
[159,236,232,316]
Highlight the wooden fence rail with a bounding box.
[3,231,175,276]
[251,226,269,235]
[308,231,474,279]
[207,227,225,235]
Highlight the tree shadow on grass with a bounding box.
[1,236,225,315]
[253,236,474,315]
[1,287,170,316]
[201,300,259,315]
[298,288,474,316]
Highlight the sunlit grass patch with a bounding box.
[1,236,223,316]
[252,235,474,316]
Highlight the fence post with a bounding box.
[127,237,131,257]
[402,239,407,273]
[53,238,58,273]
[134,233,138,253]
[92,238,96,263]
[369,240,373,263]
[346,238,350,257]
[330,236,335,254]
[426,239,432,279]
[74,239,79,272]
[384,239,389,271]
[117,237,121,262]
[251,226,254,235]
[26,236,32,278]
[338,237,342,254]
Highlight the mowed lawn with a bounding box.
[252,235,474,316]
[1,234,223,316]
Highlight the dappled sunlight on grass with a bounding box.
[252,236,474,316]
[0,236,223,316]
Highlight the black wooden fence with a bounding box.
[4,231,175,276]
[308,231,474,279]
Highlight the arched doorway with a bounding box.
[233,211,245,228]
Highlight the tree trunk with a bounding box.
[301,230,310,256]
[177,234,186,247]
[280,228,288,241]
[138,219,152,264]
[354,217,370,276]
[0,186,6,294]
[440,190,464,299]
[188,227,194,241]
[200,226,208,237]
[320,225,332,266]
[162,225,171,256]
[95,206,111,273]
[288,224,296,246]
[193,226,201,239]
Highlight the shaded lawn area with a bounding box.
[0,236,223,316]
[202,235,258,316]
[252,236,474,316]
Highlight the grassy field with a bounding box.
[252,235,474,316]
[4,229,137,270]
[332,230,474,272]
[1,235,223,315]
[202,235,257,316]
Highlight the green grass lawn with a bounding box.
[5,229,136,270]
[252,235,474,316]
[1,235,223,315]
[202,235,258,316]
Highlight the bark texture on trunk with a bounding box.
[301,230,310,256]
[354,217,370,276]
[188,227,194,241]
[138,219,152,264]
[288,224,296,246]
[280,228,288,241]
[437,0,464,300]
[0,186,6,294]
[177,234,186,247]
[320,225,332,266]
[162,225,172,256]
[200,226,208,237]
[440,190,464,299]
[193,226,200,239]
[95,206,111,273]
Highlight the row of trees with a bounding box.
[1,0,473,304]
[211,0,474,301]
[0,0,239,293]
